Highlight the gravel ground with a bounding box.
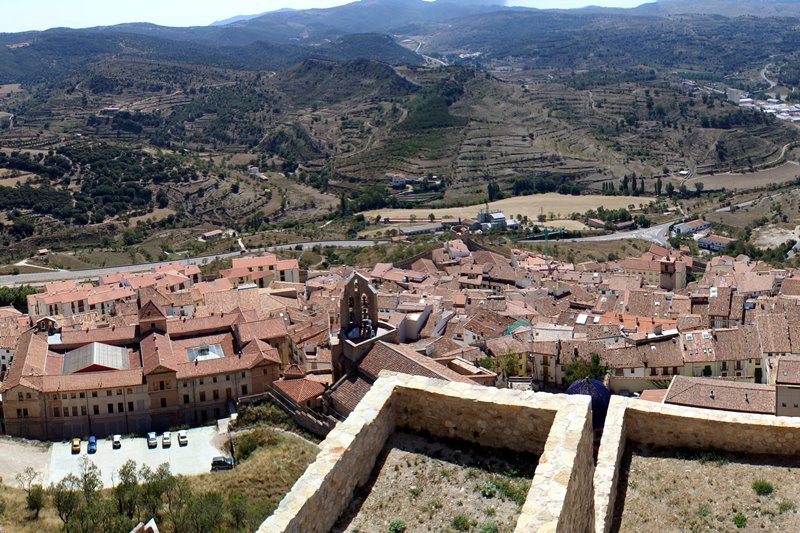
[614,445,800,533]
[332,431,537,533]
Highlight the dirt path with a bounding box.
[0,437,52,486]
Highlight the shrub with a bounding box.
[409,485,422,497]
[480,522,499,533]
[752,479,774,496]
[388,519,407,533]
[732,513,746,528]
[234,428,277,461]
[480,481,497,498]
[452,514,471,532]
[779,500,796,514]
[697,503,710,517]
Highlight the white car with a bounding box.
[112,434,122,449]
[147,432,157,449]
[177,430,188,446]
[162,431,172,448]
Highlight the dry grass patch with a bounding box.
[332,431,537,533]
[191,429,319,525]
[362,193,655,221]
[614,444,800,533]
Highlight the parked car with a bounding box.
[112,435,122,449]
[162,431,171,448]
[147,432,157,449]
[71,438,81,454]
[210,456,234,471]
[177,430,188,446]
[87,436,97,454]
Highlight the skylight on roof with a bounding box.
[186,343,224,362]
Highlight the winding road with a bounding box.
[0,240,389,286]
[546,221,676,248]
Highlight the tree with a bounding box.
[16,467,40,496]
[665,182,675,196]
[50,474,81,526]
[228,494,249,529]
[428,213,435,222]
[187,491,225,532]
[655,177,663,196]
[113,460,140,519]
[563,353,609,384]
[487,181,502,202]
[27,484,45,518]
[694,181,705,195]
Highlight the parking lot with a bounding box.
[49,425,227,486]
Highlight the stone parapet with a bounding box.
[259,372,595,533]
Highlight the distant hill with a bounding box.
[0,30,422,84]
[637,0,800,16]
[210,8,297,27]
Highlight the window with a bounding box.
[241,384,248,395]
[225,374,230,382]
[70,393,76,399]
[127,388,133,394]
[92,391,98,398]
[52,394,58,401]
[183,395,190,405]
[107,390,112,396]
[26,392,31,400]
[53,407,60,417]
[62,393,67,399]
[199,391,206,402]
[183,382,188,388]
[128,401,134,412]
[213,390,219,401]
[629,368,635,374]
[63,408,69,417]
[79,392,85,399]
[241,372,245,378]
[199,378,204,385]
[72,406,78,416]
[160,398,167,408]
[93,405,99,415]
[22,409,28,417]
[107,404,114,414]
[81,406,87,416]
[118,402,124,413]
[117,389,122,396]
[213,377,217,384]
[17,392,22,401]
[159,381,165,391]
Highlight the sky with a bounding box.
[0,0,646,33]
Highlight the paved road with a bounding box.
[0,240,388,286]
[544,221,676,248]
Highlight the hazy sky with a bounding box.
[1,0,646,33]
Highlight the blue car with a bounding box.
[87,436,97,454]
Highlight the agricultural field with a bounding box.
[687,161,800,191]
[362,193,654,221]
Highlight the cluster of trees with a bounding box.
[10,458,265,533]
[0,144,202,238]
[512,175,577,196]
[400,76,469,132]
[699,110,771,129]
[0,285,37,312]
[341,185,396,215]
[724,235,796,267]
